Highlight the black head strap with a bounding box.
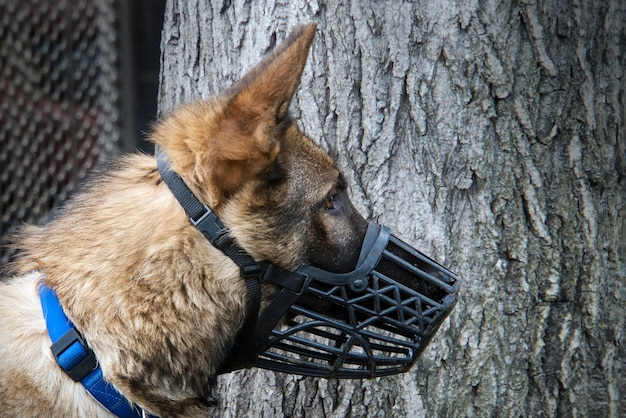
[156,152,264,364]
[156,151,310,373]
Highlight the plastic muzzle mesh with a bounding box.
[254,223,461,378]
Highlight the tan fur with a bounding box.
[5,155,247,416]
[1,23,367,417]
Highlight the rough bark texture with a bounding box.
[158,0,625,416]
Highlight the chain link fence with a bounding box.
[0,1,164,265]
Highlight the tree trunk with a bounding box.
[158,0,625,416]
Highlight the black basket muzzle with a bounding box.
[249,223,462,378]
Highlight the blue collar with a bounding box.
[39,283,149,417]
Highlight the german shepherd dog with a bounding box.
[0,24,371,416]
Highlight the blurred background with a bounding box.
[0,0,166,264]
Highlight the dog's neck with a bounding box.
[156,151,264,371]
[156,151,310,373]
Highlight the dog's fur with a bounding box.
[0,24,370,416]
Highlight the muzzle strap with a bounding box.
[261,264,308,293]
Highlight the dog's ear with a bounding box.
[153,24,316,207]
[226,23,317,121]
[207,23,316,201]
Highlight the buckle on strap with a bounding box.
[241,261,309,295]
[261,264,309,295]
[50,328,98,382]
[190,205,230,246]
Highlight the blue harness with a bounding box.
[39,283,151,417]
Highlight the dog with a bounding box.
[0,23,374,417]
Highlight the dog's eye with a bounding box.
[324,194,336,210]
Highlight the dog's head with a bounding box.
[152,24,460,378]
[152,24,367,275]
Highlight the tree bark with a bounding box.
[158,0,625,416]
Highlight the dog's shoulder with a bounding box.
[0,272,110,416]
